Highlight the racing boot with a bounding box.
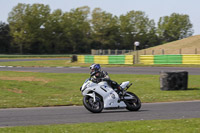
[118,86,125,100]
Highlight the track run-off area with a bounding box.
[0,58,200,127]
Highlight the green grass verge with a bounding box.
[0,71,200,108]
[0,118,200,133]
[0,60,73,67]
[1,60,200,68]
[0,54,71,58]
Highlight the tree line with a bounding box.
[0,3,194,54]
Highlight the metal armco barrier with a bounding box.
[140,54,200,64]
[77,55,134,64]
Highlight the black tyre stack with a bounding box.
[160,71,188,91]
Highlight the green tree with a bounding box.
[8,3,50,54]
[61,6,91,53]
[0,22,12,53]
[43,9,65,54]
[7,4,194,54]
[119,10,157,49]
[157,13,194,43]
[91,8,121,49]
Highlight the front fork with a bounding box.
[86,92,96,103]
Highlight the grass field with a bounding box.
[0,118,200,133]
[0,63,200,132]
[1,59,200,68]
[133,35,200,55]
[0,60,74,67]
[0,54,71,58]
[0,71,200,108]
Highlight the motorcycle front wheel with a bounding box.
[83,94,104,113]
[124,92,141,111]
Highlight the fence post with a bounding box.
[100,49,103,55]
[115,49,117,55]
[91,49,95,55]
[134,55,136,64]
[162,49,164,55]
[103,49,106,55]
[122,50,125,54]
[195,48,197,54]
[179,49,182,54]
[152,50,154,55]
[136,50,139,64]
[108,49,111,55]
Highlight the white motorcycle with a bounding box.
[80,78,141,113]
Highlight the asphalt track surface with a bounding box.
[0,101,200,127]
[1,66,200,75]
[1,58,200,75]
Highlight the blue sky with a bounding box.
[1,0,200,35]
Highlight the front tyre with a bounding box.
[124,92,141,111]
[83,94,104,113]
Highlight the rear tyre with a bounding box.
[124,92,141,111]
[83,94,104,113]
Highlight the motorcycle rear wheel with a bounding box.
[83,94,104,113]
[124,92,141,111]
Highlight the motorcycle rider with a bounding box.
[89,64,124,98]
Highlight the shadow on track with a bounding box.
[83,109,149,114]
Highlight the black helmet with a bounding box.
[90,64,101,76]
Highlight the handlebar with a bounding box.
[126,83,133,90]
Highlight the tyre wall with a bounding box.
[140,54,200,64]
[77,55,134,64]
[160,71,188,90]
